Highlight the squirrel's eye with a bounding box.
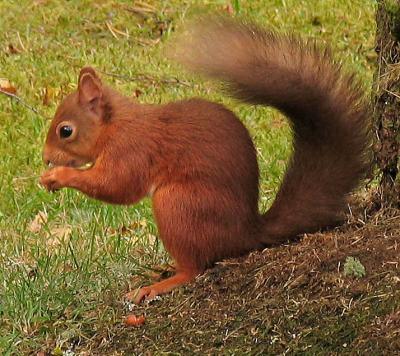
[59,125,73,139]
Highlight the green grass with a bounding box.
[0,0,375,354]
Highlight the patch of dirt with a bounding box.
[79,206,399,354]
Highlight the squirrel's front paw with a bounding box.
[40,167,74,192]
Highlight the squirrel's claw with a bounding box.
[40,166,75,192]
[40,169,61,192]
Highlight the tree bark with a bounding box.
[374,0,400,206]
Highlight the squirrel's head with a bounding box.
[43,67,109,169]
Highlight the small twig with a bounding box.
[124,5,157,17]
[12,174,41,181]
[383,88,400,100]
[256,147,269,166]
[17,31,26,51]
[112,26,129,39]
[105,21,119,39]
[0,89,45,118]
[134,1,158,12]
[105,21,129,39]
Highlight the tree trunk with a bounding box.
[374,0,400,207]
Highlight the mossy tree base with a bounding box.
[374,0,400,206]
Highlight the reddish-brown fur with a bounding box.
[41,17,370,303]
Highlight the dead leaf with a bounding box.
[48,226,72,239]
[223,4,234,15]
[133,89,142,98]
[45,226,72,249]
[63,262,74,273]
[8,44,21,55]
[28,211,48,233]
[147,233,158,248]
[0,78,17,95]
[42,86,58,106]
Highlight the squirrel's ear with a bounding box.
[78,67,103,109]
[78,66,98,81]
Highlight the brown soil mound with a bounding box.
[81,207,400,354]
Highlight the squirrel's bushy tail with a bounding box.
[174,17,370,244]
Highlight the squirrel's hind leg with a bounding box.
[126,267,201,304]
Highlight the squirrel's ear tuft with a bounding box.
[78,66,98,82]
[78,67,102,108]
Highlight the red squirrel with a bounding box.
[40,17,370,304]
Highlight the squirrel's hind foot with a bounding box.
[125,268,201,304]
